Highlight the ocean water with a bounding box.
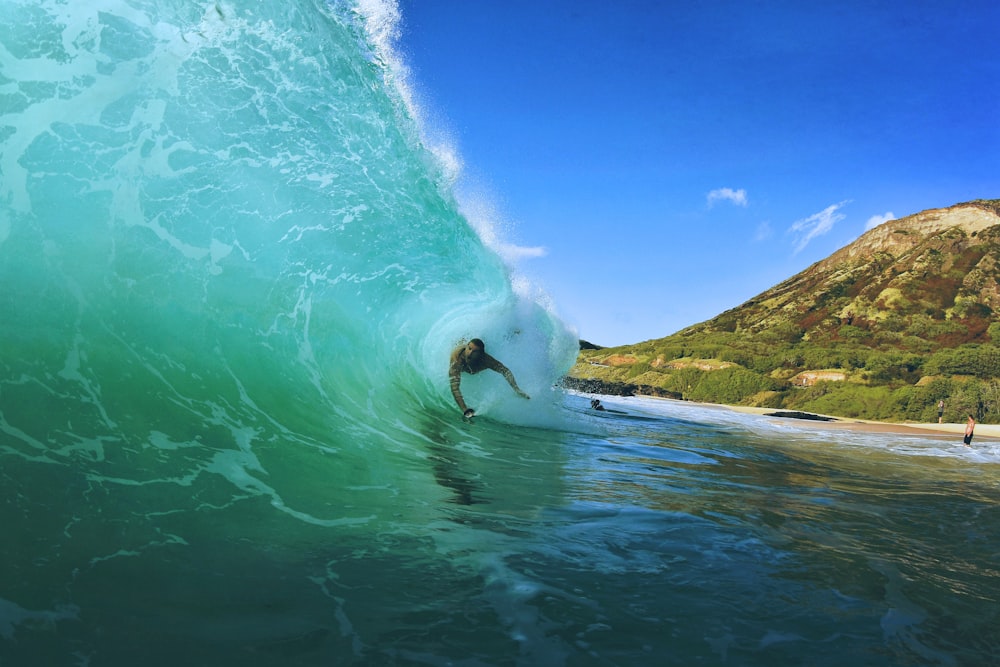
[3,1,1000,665]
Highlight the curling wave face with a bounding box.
[0,0,578,497]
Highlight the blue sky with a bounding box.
[395,0,1000,347]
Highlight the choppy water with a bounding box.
[3,1,1000,665]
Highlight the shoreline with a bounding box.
[632,394,1000,440]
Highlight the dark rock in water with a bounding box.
[764,411,837,422]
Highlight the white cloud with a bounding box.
[865,211,895,230]
[753,221,773,242]
[789,200,850,253]
[707,187,748,207]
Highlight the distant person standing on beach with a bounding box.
[964,414,975,447]
[938,400,945,423]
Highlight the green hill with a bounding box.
[567,199,1000,423]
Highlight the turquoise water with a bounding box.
[3,1,1000,665]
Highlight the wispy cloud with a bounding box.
[789,201,850,253]
[753,221,773,242]
[707,187,748,207]
[865,211,895,230]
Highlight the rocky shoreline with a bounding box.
[560,376,681,400]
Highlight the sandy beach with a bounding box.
[722,404,1000,440]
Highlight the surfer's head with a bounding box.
[465,338,485,362]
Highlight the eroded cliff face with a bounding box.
[685,200,1000,345]
[823,204,1000,268]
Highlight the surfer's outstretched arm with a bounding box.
[485,355,530,400]
[449,362,472,416]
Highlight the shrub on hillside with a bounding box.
[925,345,1000,378]
[688,367,782,405]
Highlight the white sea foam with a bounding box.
[603,395,1000,464]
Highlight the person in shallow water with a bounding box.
[449,338,529,417]
[964,414,976,446]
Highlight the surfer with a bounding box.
[449,338,529,418]
[964,414,975,447]
[938,399,945,423]
[589,397,627,415]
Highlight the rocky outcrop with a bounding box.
[819,202,1000,269]
[561,376,682,400]
[764,411,837,421]
[791,371,847,386]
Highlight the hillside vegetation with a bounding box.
[567,200,1000,423]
